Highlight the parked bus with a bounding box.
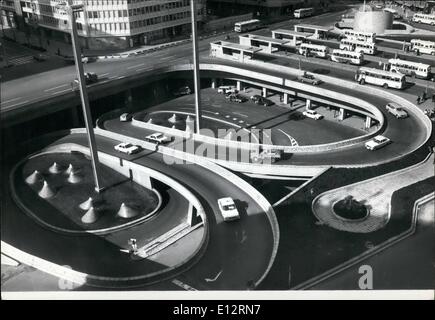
[234,19,261,33]
[410,39,435,55]
[355,67,406,89]
[331,49,364,65]
[412,13,435,26]
[294,7,314,19]
[340,38,377,55]
[298,43,328,58]
[343,29,376,43]
[388,58,432,79]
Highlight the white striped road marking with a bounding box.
[1,97,22,105]
[99,73,110,77]
[1,100,29,109]
[44,84,68,92]
[136,67,152,72]
[117,76,126,79]
[278,129,299,146]
[51,88,71,95]
[108,76,118,79]
[127,63,145,69]
[171,279,197,291]
[205,270,223,282]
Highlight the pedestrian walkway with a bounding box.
[7,54,34,66]
[312,153,434,233]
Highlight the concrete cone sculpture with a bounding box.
[25,170,42,185]
[65,163,78,175]
[224,131,233,140]
[81,206,99,224]
[117,202,139,219]
[147,118,153,124]
[79,197,94,211]
[38,180,56,199]
[48,162,62,174]
[168,113,178,123]
[67,170,82,184]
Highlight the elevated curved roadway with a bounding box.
[1,130,277,289]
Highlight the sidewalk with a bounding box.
[312,153,434,233]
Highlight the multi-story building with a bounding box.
[0,0,22,29]
[15,0,206,49]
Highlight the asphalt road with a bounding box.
[2,131,276,289]
[3,6,433,113]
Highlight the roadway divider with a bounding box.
[123,61,384,154]
[93,127,279,289]
[199,59,431,166]
[5,132,210,288]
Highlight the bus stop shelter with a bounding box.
[272,29,312,46]
[239,34,290,53]
[210,41,261,62]
[294,24,332,39]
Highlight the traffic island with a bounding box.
[17,151,161,234]
[333,196,369,221]
[5,141,208,288]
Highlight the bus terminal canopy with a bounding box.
[218,41,262,54]
[272,29,313,39]
[294,24,332,33]
[242,34,291,45]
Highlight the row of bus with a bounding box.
[297,42,433,79]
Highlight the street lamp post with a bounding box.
[190,0,202,134]
[59,1,103,192]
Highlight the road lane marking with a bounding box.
[51,89,72,95]
[136,67,152,72]
[44,84,68,92]
[1,97,22,104]
[99,73,109,77]
[205,270,223,282]
[278,129,299,146]
[171,279,197,291]
[127,63,144,69]
[117,76,126,79]
[108,75,118,79]
[1,100,29,109]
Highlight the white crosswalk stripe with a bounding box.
[9,55,34,66]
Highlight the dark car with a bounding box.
[172,86,192,97]
[72,72,98,89]
[33,53,48,62]
[297,72,322,85]
[251,95,274,106]
[226,93,247,103]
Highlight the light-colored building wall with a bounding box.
[16,0,206,48]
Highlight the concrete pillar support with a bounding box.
[339,108,346,121]
[283,92,289,104]
[211,78,217,89]
[305,99,311,110]
[236,80,241,91]
[262,87,267,97]
[365,116,372,129]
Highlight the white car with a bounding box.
[114,142,141,155]
[120,113,132,122]
[303,109,324,120]
[385,102,408,119]
[217,197,240,222]
[365,135,391,151]
[145,132,172,144]
[217,85,237,94]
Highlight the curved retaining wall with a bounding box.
[93,128,280,289]
[4,133,210,288]
[11,150,163,236]
[124,62,385,154]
